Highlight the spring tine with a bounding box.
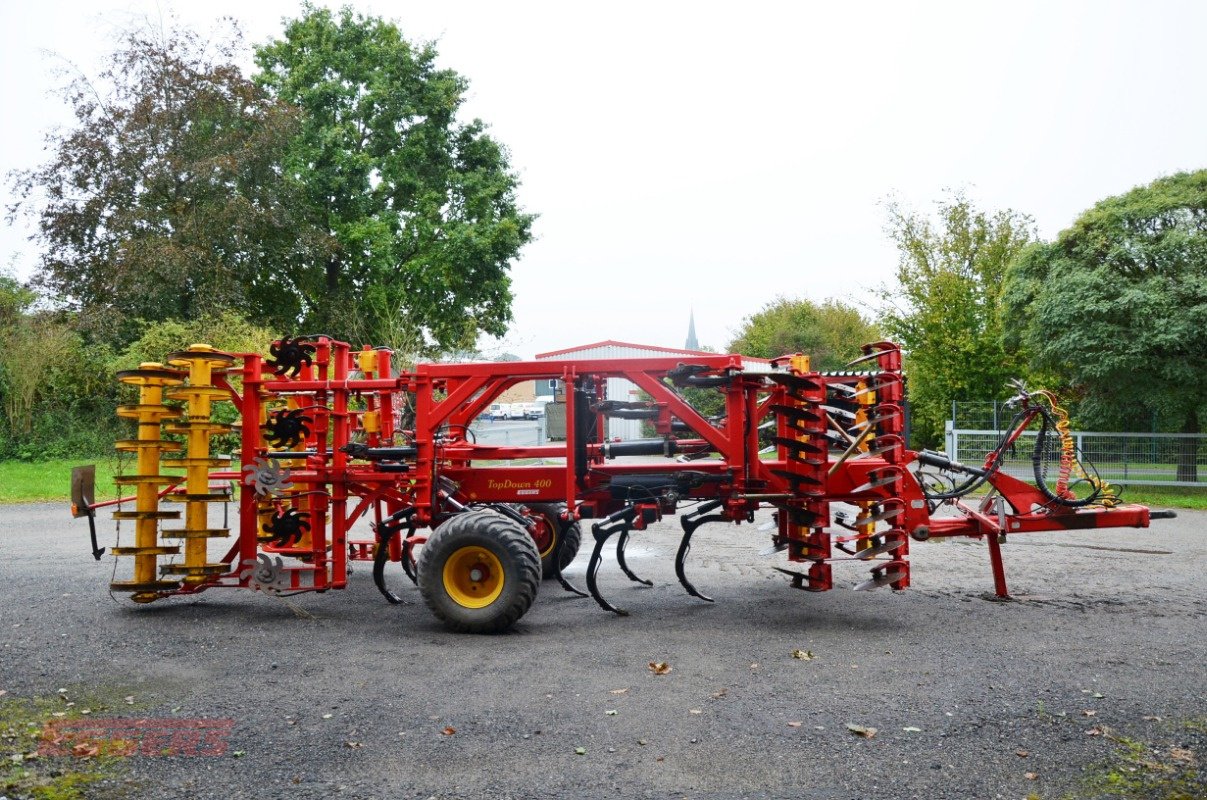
[676,502,724,602]
[586,522,628,616]
[616,528,653,586]
[551,516,589,598]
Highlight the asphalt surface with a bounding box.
[1,500,1204,800]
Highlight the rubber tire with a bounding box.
[526,502,583,579]
[417,510,541,633]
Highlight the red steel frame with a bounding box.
[93,336,1155,603]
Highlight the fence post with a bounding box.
[946,420,956,458]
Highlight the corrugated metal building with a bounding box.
[534,340,714,440]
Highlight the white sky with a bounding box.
[2,1,1204,358]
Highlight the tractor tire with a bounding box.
[526,502,583,579]
[417,510,541,633]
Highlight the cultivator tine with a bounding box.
[587,508,640,616]
[616,527,653,587]
[676,500,725,602]
[551,516,589,598]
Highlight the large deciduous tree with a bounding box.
[254,5,534,353]
[10,22,306,344]
[879,194,1036,447]
[1002,170,1207,481]
[728,297,879,371]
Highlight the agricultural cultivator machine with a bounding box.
[72,337,1172,632]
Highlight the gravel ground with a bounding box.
[1,500,1204,800]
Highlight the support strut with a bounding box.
[676,500,725,602]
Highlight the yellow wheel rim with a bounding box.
[443,545,505,608]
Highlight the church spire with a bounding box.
[685,308,699,351]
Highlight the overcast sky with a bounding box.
[2,1,1204,358]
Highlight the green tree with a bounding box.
[0,275,81,449]
[254,5,534,353]
[728,296,879,371]
[879,193,1036,447]
[9,21,306,345]
[1002,170,1207,480]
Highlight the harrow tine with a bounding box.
[767,373,823,393]
[853,538,907,560]
[616,527,653,587]
[859,504,905,526]
[853,562,908,591]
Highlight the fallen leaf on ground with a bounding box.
[846,723,877,739]
[787,721,802,728]
[1082,710,1097,717]
[1025,772,1038,780]
[1143,715,1162,722]
[72,743,99,757]
[1092,692,1105,699]
[902,727,922,733]
[322,713,333,720]
[1170,747,1195,763]
[345,741,362,749]
[605,710,618,716]
[648,661,672,676]
[1016,750,1029,758]
[441,727,456,736]
[610,688,629,695]
[710,688,728,699]
[1086,728,1102,736]
[0,689,7,697]
[750,662,759,671]
[791,649,816,661]
[575,747,586,755]
[124,696,135,704]
[689,709,702,715]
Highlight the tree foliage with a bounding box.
[254,5,534,352]
[879,194,1036,447]
[727,297,879,371]
[10,21,305,344]
[1002,171,1207,477]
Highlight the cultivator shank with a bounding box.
[73,336,1167,631]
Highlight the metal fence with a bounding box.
[947,426,1207,487]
